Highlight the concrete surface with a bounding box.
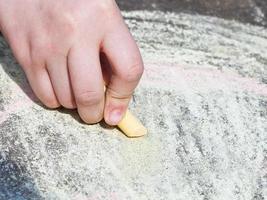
[0,8,267,200]
[117,0,267,27]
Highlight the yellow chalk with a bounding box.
[118,110,147,138]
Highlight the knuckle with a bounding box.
[29,42,47,68]
[29,55,44,69]
[56,12,77,36]
[21,58,31,69]
[8,38,31,68]
[76,90,103,107]
[107,87,132,100]
[96,0,114,13]
[47,6,77,35]
[18,55,32,70]
[123,62,144,82]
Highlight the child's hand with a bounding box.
[0,0,144,125]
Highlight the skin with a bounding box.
[0,0,144,125]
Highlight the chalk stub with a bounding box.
[117,110,147,138]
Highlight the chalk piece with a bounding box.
[118,110,147,138]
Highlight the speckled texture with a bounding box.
[0,11,267,200]
[118,0,267,27]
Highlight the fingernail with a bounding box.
[109,109,123,125]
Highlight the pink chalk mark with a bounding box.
[143,63,267,96]
[1,62,267,124]
[0,83,38,124]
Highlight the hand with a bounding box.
[0,0,144,125]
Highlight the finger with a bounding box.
[46,56,76,109]
[68,43,104,124]
[102,23,144,125]
[24,67,60,109]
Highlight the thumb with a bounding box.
[103,61,144,125]
[104,84,132,126]
[102,17,144,125]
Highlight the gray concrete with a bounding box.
[117,0,267,27]
[0,10,267,200]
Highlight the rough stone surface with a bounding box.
[0,11,267,200]
[118,0,267,27]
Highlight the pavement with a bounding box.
[117,0,267,27]
[0,1,267,200]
